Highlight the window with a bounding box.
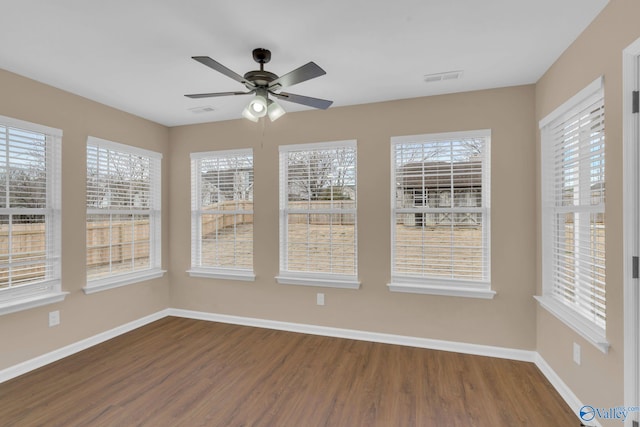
[277,141,358,289]
[537,77,607,352]
[188,149,254,281]
[85,137,163,293]
[0,115,65,315]
[389,130,493,299]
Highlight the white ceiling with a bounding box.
[0,0,608,127]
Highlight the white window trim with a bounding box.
[275,272,360,289]
[539,77,604,128]
[87,137,162,160]
[82,269,166,295]
[0,279,68,316]
[0,115,66,316]
[277,140,359,289]
[0,289,68,316]
[187,267,255,281]
[388,280,495,299]
[622,36,640,420]
[537,76,609,353]
[388,130,493,299]
[84,136,163,293]
[535,295,608,353]
[189,149,255,280]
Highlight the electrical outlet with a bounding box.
[316,293,325,306]
[49,310,60,327]
[573,342,581,365]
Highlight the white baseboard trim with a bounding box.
[168,308,536,362]
[0,309,169,384]
[533,353,600,427]
[0,306,587,427]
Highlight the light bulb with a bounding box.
[251,102,265,113]
[248,94,267,117]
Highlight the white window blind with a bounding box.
[277,141,358,288]
[86,137,162,286]
[390,130,491,297]
[540,78,606,338]
[189,149,254,280]
[0,115,62,307]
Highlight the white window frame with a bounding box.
[276,140,359,289]
[84,137,164,294]
[188,148,255,281]
[388,130,494,299]
[536,76,609,353]
[0,115,67,316]
[622,37,640,422]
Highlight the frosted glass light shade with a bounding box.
[242,105,259,122]
[267,100,286,121]
[248,95,267,117]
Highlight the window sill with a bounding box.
[83,268,166,295]
[276,273,360,289]
[187,268,255,282]
[0,291,69,316]
[388,280,496,299]
[535,295,609,354]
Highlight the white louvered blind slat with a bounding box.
[541,85,606,331]
[543,96,606,329]
[190,149,254,272]
[86,137,161,282]
[279,141,357,277]
[391,131,491,286]
[0,117,61,294]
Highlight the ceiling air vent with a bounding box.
[188,106,216,114]
[423,70,464,83]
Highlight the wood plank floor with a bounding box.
[0,317,579,426]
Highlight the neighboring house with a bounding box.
[201,168,253,205]
[398,160,482,227]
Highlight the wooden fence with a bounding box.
[200,201,355,237]
[0,223,46,284]
[86,219,150,270]
[286,201,356,226]
[201,201,254,238]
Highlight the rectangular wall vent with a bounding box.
[424,70,464,83]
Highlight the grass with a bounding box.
[199,222,485,280]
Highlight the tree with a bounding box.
[200,155,253,207]
[287,148,355,201]
[87,149,152,209]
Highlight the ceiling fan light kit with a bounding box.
[248,90,268,117]
[267,99,286,121]
[186,48,332,122]
[241,105,259,122]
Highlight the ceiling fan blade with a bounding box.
[269,62,326,89]
[271,91,333,110]
[185,91,253,99]
[192,56,254,87]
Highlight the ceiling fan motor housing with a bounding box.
[245,48,278,89]
[252,48,271,64]
[243,70,278,89]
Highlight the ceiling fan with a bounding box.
[185,48,333,122]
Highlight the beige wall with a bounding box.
[535,0,640,420]
[169,85,537,349]
[2,2,633,419]
[0,69,171,370]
